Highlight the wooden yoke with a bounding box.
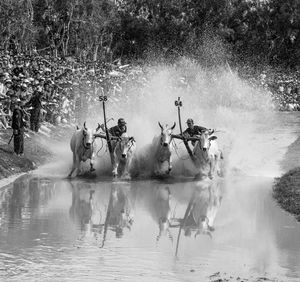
[94,133,119,141]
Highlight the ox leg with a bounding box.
[74,156,81,176]
[216,150,223,177]
[208,159,214,179]
[112,157,118,178]
[90,153,96,172]
[122,159,131,180]
[68,153,76,177]
[167,157,172,174]
[154,161,161,176]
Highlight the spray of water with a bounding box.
[40,38,295,179]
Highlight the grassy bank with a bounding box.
[0,124,73,181]
[273,168,300,221]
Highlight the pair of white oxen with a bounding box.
[68,122,223,179]
[69,122,135,178]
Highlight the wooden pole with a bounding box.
[99,92,114,166]
[175,197,194,257]
[174,97,196,163]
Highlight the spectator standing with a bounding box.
[0,73,6,98]
[11,100,25,156]
[26,86,43,132]
[0,103,9,129]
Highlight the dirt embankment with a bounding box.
[273,168,300,221]
[0,123,73,181]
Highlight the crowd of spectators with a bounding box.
[238,65,300,111]
[265,71,300,111]
[0,49,148,135]
[0,50,75,131]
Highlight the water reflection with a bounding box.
[68,180,135,246]
[139,179,223,250]
[3,176,56,227]
[102,182,135,240]
[147,186,180,243]
[69,181,104,239]
[181,180,222,239]
[1,175,300,281]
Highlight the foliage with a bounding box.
[0,0,299,67]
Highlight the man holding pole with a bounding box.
[108,118,127,137]
[183,118,213,146]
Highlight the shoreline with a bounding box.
[0,123,73,188]
[0,171,29,189]
[273,168,300,222]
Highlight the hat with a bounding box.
[4,79,12,84]
[186,118,194,124]
[118,118,126,125]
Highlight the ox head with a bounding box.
[158,122,176,147]
[117,136,136,159]
[82,122,96,149]
[198,129,217,152]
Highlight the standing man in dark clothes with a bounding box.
[12,101,25,156]
[26,87,43,132]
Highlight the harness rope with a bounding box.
[96,138,107,157]
[171,139,192,161]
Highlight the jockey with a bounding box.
[109,118,127,138]
[183,118,213,146]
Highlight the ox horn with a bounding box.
[83,121,87,130]
[170,122,176,130]
[96,123,101,132]
[158,122,163,130]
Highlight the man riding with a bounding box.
[108,118,127,138]
[183,118,213,146]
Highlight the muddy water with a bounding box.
[1,113,300,282]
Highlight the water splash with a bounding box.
[43,58,295,178]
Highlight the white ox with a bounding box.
[153,122,176,176]
[68,122,97,177]
[193,129,223,179]
[112,136,136,179]
[69,182,105,241]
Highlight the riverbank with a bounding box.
[273,168,300,222]
[0,123,73,185]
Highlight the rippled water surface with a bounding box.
[1,113,300,282]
